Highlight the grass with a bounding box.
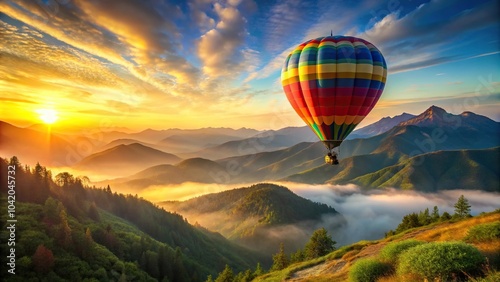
[254,211,500,282]
[414,212,500,242]
[465,222,500,243]
[253,256,327,282]
[326,240,375,261]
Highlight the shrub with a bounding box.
[475,270,500,282]
[464,222,500,243]
[379,239,425,265]
[397,241,485,281]
[349,258,390,282]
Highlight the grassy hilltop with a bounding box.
[255,211,500,282]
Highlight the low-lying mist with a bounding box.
[113,180,500,248]
[282,182,500,246]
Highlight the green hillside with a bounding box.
[254,211,500,282]
[0,157,266,281]
[160,183,344,255]
[284,147,499,192]
[352,147,500,191]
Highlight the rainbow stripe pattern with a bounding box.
[281,36,387,148]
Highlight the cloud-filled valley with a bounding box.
[286,183,500,246]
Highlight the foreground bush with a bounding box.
[349,258,390,282]
[378,239,425,264]
[397,241,485,281]
[464,222,500,243]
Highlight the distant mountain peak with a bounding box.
[348,112,416,139]
[395,106,499,135]
[425,105,447,117]
[398,105,451,127]
[460,111,477,117]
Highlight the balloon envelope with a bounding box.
[281,36,387,149]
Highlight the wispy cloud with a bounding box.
[361,0,499,73]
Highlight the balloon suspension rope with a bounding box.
[328,147,340,157]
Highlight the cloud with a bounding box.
[112,180,500,248]
[0,1,271,129]
[197,2,248,77]
[246,0,499,83]
[281,182,500,246]
[360,0,499,73]
[243,46,293,83]
[261,0,312,52]
[389,55,456,73]
[76,0,180,53]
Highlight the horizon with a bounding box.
[1,0,499,131]
[3,104,499,133]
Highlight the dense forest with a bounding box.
[0,156,267,281]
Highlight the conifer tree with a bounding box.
[58,209,72,249]
[253,262,264,277]
[431,206,440,222]
[215,264,234,282]
[441,211,452,221]
[304,228,336,259]
[290,248,305,263]
[454,195,471,218]
[418,208,431,225]
[271,243,289,271]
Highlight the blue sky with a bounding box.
[0,0,498,130]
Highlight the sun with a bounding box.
[37,109,59,124]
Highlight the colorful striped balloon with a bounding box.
[281,35,387,150]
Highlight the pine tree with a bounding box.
[253,262,264,277]
[271,243,289,271]
[304,228,336,259]
[215,264,234,282]
[88,202,100,221]
[431,206,440,222]
[43,197,62,225]
[441,211,452,221]
[418,208,431,225]
[240,269,253,282]
[58,209,72,249]
[454,195,471,219]
[290,248,305,263]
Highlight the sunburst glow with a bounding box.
[37,109,59,124]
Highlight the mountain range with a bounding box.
[0,109,410,167]
[2,105,499,192]
[0,121,80,166]
[99,106,499,193]
[74,143,182,176]
[347,112,416,139]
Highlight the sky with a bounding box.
[0,0,499,131]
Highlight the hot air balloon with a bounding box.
[281,35,387,165]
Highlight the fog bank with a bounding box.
[280,182,500,246]
[134,180,499,247]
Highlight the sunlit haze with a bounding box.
[0,0,499,131]
[36,108,59,124]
